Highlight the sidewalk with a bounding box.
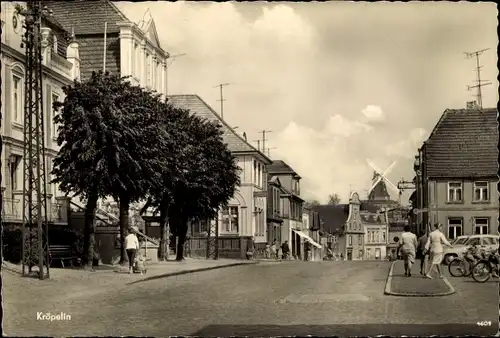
[2,257,257,290]
[384,260,455,297]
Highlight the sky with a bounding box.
[116,1,498,204]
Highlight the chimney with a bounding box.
[466,101,478,109]
[243,132,247,141]
[66,31,81,81]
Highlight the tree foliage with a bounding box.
[145,103,241,260]
[52,71,166,265]
[327,193,341,205]
[304,200,321,209]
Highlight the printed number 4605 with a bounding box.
[477,321,492,326]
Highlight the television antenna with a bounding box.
[213,83,231,120]
[464,48,492,109]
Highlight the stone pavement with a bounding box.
[4,260,497,337]
[385,260,455,296]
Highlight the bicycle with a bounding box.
[471,250,500,283]
[448,246,484,277]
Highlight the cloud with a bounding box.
[362,105,385,122]
[384,127,429,158]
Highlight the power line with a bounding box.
[464,48,492,109]
[213,83,231,120]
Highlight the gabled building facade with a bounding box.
[45,0,170,99]
[267,176,283,245]
[1,1,80,227]
[414,108,498,239]
[168,95,272,258]
[267,160,306,259]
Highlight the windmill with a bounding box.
[366,159,400,201]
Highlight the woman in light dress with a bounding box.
[424,223,453,279]
[398,225,418,277]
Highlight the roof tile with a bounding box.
[425,108,498,178]
[168,95,270,161]
[45,0,128,35]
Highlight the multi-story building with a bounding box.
[414,108,498,239]
[167,94,272,259]
[267,160,305,259]
[301,208,322,261]
[46,0,169,99]
[361,211,388,260]
[1,1,80,228]
[267,175,283,244]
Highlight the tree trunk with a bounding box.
[119,196,130,265]
[84,191,98,269]
[159,200,169,261]
[176,217,188,261]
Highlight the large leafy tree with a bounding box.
[52,71,165,267]
[144,106,241,261]
[327,193,341,205]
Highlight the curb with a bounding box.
[384,261,456,297]
[127,261,259,285]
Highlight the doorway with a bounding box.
[347,248,352,260]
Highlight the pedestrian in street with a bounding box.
[424,223,453,279]
[270,240,278,260]
[281,240,290,260]
[398,225,418,277]
[125,227,140,274]
[265,243,271,259]
[416,230,428,275]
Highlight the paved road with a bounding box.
[4,261,498,336]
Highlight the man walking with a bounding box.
[281,240,290,260]
[417,230,428,275]
[125,227,140,274]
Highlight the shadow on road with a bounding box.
[192,324,496,337]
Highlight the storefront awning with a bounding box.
[293,229,322,249]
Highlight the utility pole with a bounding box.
[18,1,50,279]
[267,147,277,157]
[213,83,231,120]
[260,130,272,153]
[253,140,261,151]
[465,48,492,109]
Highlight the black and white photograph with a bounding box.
[1,0,498,336]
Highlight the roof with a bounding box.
[44,0,129,35]
[268,176,281,186]
[424,108,498,178]
[267,160,301,179]
[312,205,349,235]
[168,95,271,163]
[360,212,384,224]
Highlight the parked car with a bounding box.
[451,236,469,246]
[443,234,499,265]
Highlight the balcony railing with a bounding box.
[4,192,69,224]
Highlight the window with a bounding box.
[51,93,60,138]
[258,163,261,187]
[132,43,138,76]
[348,235,352,246]
[12,75,22,123]
[253,160,257,185]
[447,182,462,202]
[52,34,58,53]
[473,181,489,202]
[447,218,463,239]
[482,237,495,246]
[146,52,151,86]
[358,234,362,244]
[473,218,489,235]
[382,231,386,243]
[221,206,239,233]
[467,237,480,246]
